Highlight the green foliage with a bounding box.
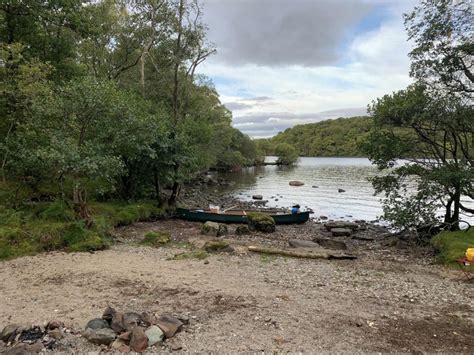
[141,231,171,247]
[275,143,298,165]
[39,200,74,222]
[172,250,209,260]
[259,117,373,157]
[431,229,474,268]
[247,212,276,233]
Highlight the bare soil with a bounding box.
[1,219,473,353]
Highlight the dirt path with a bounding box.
[1,220,473,353]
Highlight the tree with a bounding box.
[363,0,473,231]
[275,143,298,165]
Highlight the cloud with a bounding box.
[203,0,373,66]
[233,107,368,138]
[224,102,254,111]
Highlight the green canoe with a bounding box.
[176,208,310,224]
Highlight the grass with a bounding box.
[431,228,474,270]
[0,200,164,260]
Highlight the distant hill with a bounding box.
[256,116,372,157]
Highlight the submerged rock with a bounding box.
[289,181,304,186]
[252,194,263,200]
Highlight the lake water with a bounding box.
[209,157,474,224]
[211,157,383,221]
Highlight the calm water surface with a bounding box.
[209,157,474,224]
[212,157,383,221]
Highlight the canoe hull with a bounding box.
[176,208,310,225]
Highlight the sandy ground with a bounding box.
[1,219,473,353]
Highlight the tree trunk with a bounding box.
[153,168,163,206]
[451,186,461,230]
[444,197,453,225]
[73,182,92,226]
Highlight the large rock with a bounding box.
[82,328,116,346]
[201,221,227,237]
[145,326,164,346]
[156,315,183,339]
[313,237,348,250]
[203,240,233,253]
[235,225,250,235]
[247,212,276,233]
[85,318,110,330]
[331,228,352,237]
[289,181,304,186]
[252,194,263,200]
[324,221,359,231]
[130,327,148,352]
[1,324,20,342]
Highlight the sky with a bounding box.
[197,0,418,138]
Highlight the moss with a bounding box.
[431,229,474,269]
[247,212,276,233]
[203,240,232,253]
[172,250,209,260]
[141,231,171,247]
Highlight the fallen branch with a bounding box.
[247,246,356,260]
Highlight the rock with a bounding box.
[4,344,28,355]
[201,221,220,237]
[174,315,190,325]
[123,312,142,331]
[48,328,64,340]
[324,221,359,231]
[338,188,346,193]
[47,320,64,330]
[312,185,318,188]
[130,326,148,352]
[102,306,117,323]
[110,339,130,352]
[118,331,132,341]
[331,228,352,237]
[288,239,320,249]
[145,326,164,346]
[247,212,276,233]
[110,312,126,333]
[217,224,228,236]
[82,328,116,346]
[140,312,157,327]
[235,225,250,235]
[320,215,328,220]
[313,237,348,250]
[156,315,183,338]
[289,181,304,186]
[25,341,44,353]
[352,234,376,241]
[203,240,233,253]
[85,318,110,330]
[252,194,263,200]
[204,259,209,264]
[1,324,20,342]
[0,340,5,353]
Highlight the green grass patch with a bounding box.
[431,228,474,270]
[0,200,163,260]
[141,231,171,247]
[172,249,209,260]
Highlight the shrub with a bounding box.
[39,200,74,222]
[431,229,474,268]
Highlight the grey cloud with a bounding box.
[248,96,272,102]
[203,0,373,66]
[232,107,368,137]
[224,102,254,111]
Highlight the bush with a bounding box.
[39,200,74,222]
[275,143,298,165]
[247,212,276,233]
[431,229,474,268]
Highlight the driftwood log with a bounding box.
[248,246,357,260]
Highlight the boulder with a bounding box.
[203,240,233,253]
[324,221,359,231]
[82,328,116,346]
[145,326,164,346]
[235,225,250,235]
[85,318,110,330]
[201,221,220,236]
[156,315,183,338]
[247,212,276,233]
[217,224,228,236]
[313,237,348,250]
[130,327,148,352]
[289,181,304,186]
[338,188,346,193]
[331,228,352,237]
[252,194,263,200]
[1,324,20,342]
